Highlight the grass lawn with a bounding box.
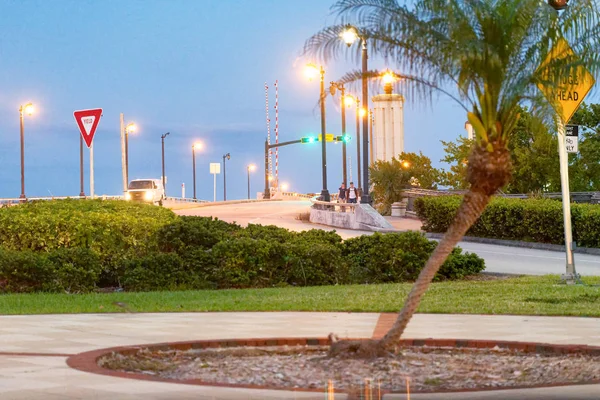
[1,275,600,316]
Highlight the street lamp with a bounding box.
[161,132,170,196]
[342,25,371,204]
[330,81,350,186]
[223,153,231,201]
[548,0,569,10]
[192,142,203,200]
[247,164,256,199]
[124,122,137,184]
[382,70,397,95]
[281,182,289,192]
[305,62,330,202]
[18,102,34,199]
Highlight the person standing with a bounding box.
[338,183,347,203]
[346,182,359,204]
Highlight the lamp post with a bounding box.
[18,103,34,199]
[355,99,364,190]
[330,82,351,186]
[192,142,203,200]
[223,153,231,201]
[343,25,371,204]
[305,63,330,201]
[247,164,256,199]
[161,132,170,196]
[124,122,137,185]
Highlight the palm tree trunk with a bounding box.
[379,189,491,351]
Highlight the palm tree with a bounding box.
[305,0,600,357]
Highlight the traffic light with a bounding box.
[301,136,317,144]
[334,135,351,143]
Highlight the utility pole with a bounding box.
[161,132,170,196]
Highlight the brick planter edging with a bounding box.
[66,337,600,395]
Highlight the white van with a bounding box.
[125,179,165,206]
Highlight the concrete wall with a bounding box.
[309,204,393,231]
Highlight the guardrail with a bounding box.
[165,197,209,203]
[0,195,123,206]
[310,197,358,213]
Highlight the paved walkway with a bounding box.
[1,312,600,399]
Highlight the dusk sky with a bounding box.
[1,0,495,200]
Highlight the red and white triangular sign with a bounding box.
[73,108,103,148]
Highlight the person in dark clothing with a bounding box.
[338,183,347,202]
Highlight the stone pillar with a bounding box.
[372,93,404,163]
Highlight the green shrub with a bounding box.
[0,249,54,293]
[342,231,485,283]
[122,253,208,291]
[283,241,346,286]
[46,248,103,293]
[0,199,176,259]
[234,224,296,242]
[415,196,600,246]
[0,247,102,293]
[210,238,287,288]
[157,216,238,252]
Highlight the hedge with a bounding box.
[414,196,600,247]
[0,200,486,293]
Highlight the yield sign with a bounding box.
[537,38,596,123]
[73,108,103,148]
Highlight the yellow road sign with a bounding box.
[537,38,595,123]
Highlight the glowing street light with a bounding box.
[304,63,320,81]
[247,164,256,199]
[401,160,411,169]
[18,102,35,199]
[124,122,138,184]
[281,182,289,192]
[382,70,398,94]
[192,141,203,200]
[341,26,359,47]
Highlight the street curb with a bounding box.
[424,232,600,255]
[170,199,284,210]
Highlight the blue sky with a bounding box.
[1,0,472,200]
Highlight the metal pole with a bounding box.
[264,139,270,199]
[79,134,85,197]
[213,173,216,202]
[192,147,197,200]
[341,86,347,186]
[361,40,370,204]
[369,109,374,163]
[223,155,227,201]
[247,167,251,199]
[19,108,25,199]
[161,136,166,196]
[125,131,129,185]
[120,113,127,193]
[557,119,579,284]
[90,142,95,199]
[356,101,362,189]
[319,67,330,201]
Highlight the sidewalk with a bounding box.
[1,312,600,399]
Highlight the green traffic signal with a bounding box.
[301,136,317,144]
[334,135,351,142]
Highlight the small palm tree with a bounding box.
[305,0,600,357]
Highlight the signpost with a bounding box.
[73,109,103,199]
[210,163,221,202]
[537,38,595,284]
[565,125,579,153]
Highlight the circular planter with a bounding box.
[66,337,600,395]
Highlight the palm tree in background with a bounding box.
[305,0,600,357]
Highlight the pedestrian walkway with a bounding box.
[1,312,599,399]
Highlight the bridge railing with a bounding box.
[0,195,123,206]
[310,197,358,213]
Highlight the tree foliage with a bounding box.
[370,152,442,214]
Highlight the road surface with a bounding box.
[176,200,600,277]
